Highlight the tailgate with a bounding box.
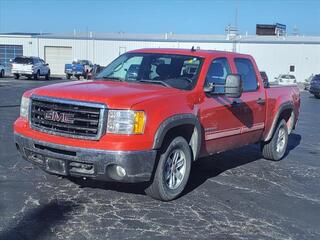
[73,64,84,73]
[12,63,33,73]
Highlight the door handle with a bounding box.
[256,98,265,105]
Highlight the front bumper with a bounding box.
[14,133,157,182]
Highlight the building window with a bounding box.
[0,45,23,73]
[290,65,295,72]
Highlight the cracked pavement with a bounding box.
[0,78,319,240]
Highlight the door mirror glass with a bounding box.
[225,74,242,98]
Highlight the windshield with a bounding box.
[96,53,203,90]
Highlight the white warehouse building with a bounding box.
[0,32,319,82]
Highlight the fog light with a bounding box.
[116,165,126,177]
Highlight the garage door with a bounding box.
[44,47,72,75]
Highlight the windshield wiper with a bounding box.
[167,76,193,84]
[137,79,171,87]
[102,76,124,81]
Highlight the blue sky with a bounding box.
[0,0,319,35]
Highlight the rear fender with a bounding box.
[264,102,294,142]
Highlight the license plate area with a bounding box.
[46,158,67,175]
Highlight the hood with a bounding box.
[30,80,180,108]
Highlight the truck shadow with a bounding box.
[213,96,254,128]
[0,200,77,240]
[183,133,301,196]
[69,133,301,198]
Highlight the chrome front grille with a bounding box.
[30,96,107,140]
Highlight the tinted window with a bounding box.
[205,58,231,93]
[235,58,258,91]
[14,57,32,64]
[312,75,320,81]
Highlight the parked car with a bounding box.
[276,74,297,85]
[14,48,300,201]
[309,74,320,98]
[65,60,93,80]
[260,71,269,87]
[0,63,5,77]
[11,56,50,80]
[304,74,314,90]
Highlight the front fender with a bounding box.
[152,114,202,160]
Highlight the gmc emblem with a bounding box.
[44,110,75,124]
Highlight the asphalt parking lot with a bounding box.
[0,77,319,240]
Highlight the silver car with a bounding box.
[11,56,50,80]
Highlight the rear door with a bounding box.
[232,57,266,144]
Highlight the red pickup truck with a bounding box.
[14,48,300,201]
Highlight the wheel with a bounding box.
[261,119,288,161]
[14,74,20,79]
[314,93,320,99]
[76,75,80,80]
[0,69,4,78]
[145,136,192,201]
[66,74,71,79]
[33,71,40,80]
[45,70,50,80]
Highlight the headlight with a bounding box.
[107,110,146,134]
[20,96,30,119]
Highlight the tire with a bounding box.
[0,70,4,78]
[14,74,20,79]
[145,136,192,201]
[76,75,80,80]
[314,93,320,99]
[45,70,50,80]
[34,71,40,80]
[66,74,71,79]
[261,119,288,161]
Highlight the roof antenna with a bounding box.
[191,46,196,52]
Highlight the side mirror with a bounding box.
[45,63,49,66]
[204,82,214,93]
[225,74,242,98]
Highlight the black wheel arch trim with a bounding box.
[264,101,294,141]
[152,114,202,161]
